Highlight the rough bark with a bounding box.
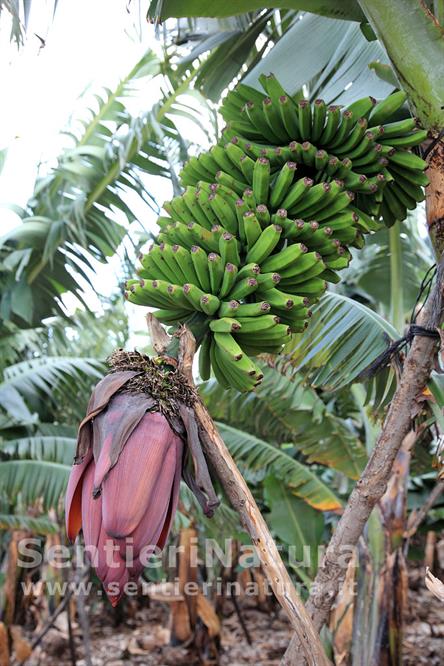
[282,258,444,665]
[426,138,444,257]
[146,314,331,666]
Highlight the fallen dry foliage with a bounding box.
[14,548,444,666]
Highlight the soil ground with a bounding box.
[22,551,444,665]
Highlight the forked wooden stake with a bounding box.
[146,314,330,666]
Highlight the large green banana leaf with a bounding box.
[147,0,365,21]
[243,13,393,104]
[0,460,70,511]
[286,292,398,390]
[202,365,367,479]
[263,476,324,578]
[217,422,343,511]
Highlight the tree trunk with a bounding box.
[426,139,444,257]
[282,257,444,664]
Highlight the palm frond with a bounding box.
[0,436,76,465]
[0,356,103,421]
[289,420,367,480]
[0,460,70,510]
[0,513,58,533]
[217,422,342,511]
[202,365,367,478]
[283,292,398,391]
[344,218,434,316]
[243,13,393,104]
[0,52,209,327]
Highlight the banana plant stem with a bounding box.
[146,314,331,666]
[282,255,444,665]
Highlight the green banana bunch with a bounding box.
[126,73,428,393]
[192,74,428,228]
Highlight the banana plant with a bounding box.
[0,50,214,328]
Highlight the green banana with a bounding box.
[209,338,231,389]
[256,272,281,290]
[169,244,196,284]
[315,149,329,171]
[219,263,239,298]
[278,95,300,139]
[208,192,238,235]
[257,288,306,310]
[335,118,368,155]
[237,263,261,280]
[183,283,207,311]
[243,187,257,209]
[245,224,282,264]
[187,222,219,253]
[218,300,241,317]
[383,130,427,148]
[311,99,327,142]
[148,245,179,283]
[229,277,259,300]
[278,251,323,278]
[152,308,194,324]
[209,317,242,333]
[371,117,416,138]
[208,252,224,294]
[387,163,429,187]
[301,141,318,167]
[215,170,246,196]
[270,161,297,209]
[289,182,331,216]
[235,323,290,342]
[281,177,313,210]
[213,332,244,361]
[191,245,211,292]
[235,301,271,317]
[245,101,282,144]
[263,97,286,142]
[288,277,327,296]
[182,187,213,230]
[235,315,281,332]
[279,260,326,285]
[210,144,244,181]
[252,157,270,204]
[256,204,271,227]
[369,90,407,125]
[345,96,376,118]
[261,242,307,272]
[298,99,312,140]
[159,243,187,284]
[388,150,427,171]
[200,293,221,316]
[326,110,354,149]
[219,232,241,266]
[315,191,355,221]
[319,105,341,144]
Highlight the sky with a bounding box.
[0,0,206,345]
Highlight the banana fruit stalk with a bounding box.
[126,74,428,393]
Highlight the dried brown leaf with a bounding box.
[425,567,444,602]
